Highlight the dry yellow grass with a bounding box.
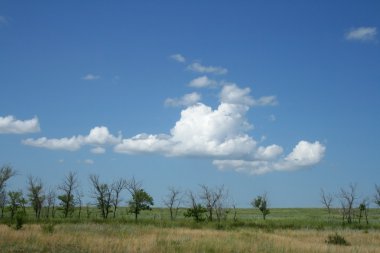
[0,224,379,253]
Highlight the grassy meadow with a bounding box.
[1,207,380,252]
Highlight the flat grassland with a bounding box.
[1,208,380,253]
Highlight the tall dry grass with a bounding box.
[0,224,379,253]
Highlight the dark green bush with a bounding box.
[325,233,350,246]
[15,212,24,230]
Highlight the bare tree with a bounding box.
[338,183,358,224]
[184,190,206,222]
[27,176,45,219]
[199,185,226,222]
[0,165,15,190]
[89,174,113,219]
[374,184,380,207]
[111,178,127,218]
[58,172,78,218]
[214,187,229,223]
[232,203,238,222]
[0,165,15,217]
[76,190,84,219]
[358,198,369,225]
[163,187,182,220]
[45,187,56,218]
[320,188,334,215]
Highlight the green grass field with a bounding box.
[1,207,380,252]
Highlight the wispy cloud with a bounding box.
[0,115,40,134]
[187,62,228,75]
[82,74,100,80]
[83,159,94,165]
[345,27,377,42]
[220,84,278,107]
[188,76,217,88]
[164,92,201,107]
[170,54,186,63]
[23,126,121,151]
[91,146,106,154]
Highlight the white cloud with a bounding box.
[187,62,228,75]
[82,74,100,80]
[115,83,325,175]
[165,92,201,107]
[345,27,377,41]
[254,145,283,160]
[23,136,82,151]
[170,54,186,63]
[91,146,106,154]
[84,126,120,145]
[220,84,277,107]
[213,141,325,175]
[253,96,278,106]
[188,76,217,88]
[0,115,40,134]
[115,134,172,154]
[220,84,254,106]
[22,126,121,151]
[115,102,256,158]
[84,159,94,165]
[278,140,326,169]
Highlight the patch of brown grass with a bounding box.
[0,224,379,253]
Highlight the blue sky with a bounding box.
[1,1,379,207]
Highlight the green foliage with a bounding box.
[15,211,25,230]
[325,232,350,246]
[58,194,75,218]
[128,189,154,220]
[184,204,207,222]
[252,195,270,220]
[8,191,26,219]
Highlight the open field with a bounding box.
[1,223,380,253]
[1,208,380,252]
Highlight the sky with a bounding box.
[1,1,380,207]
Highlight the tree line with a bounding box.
[1,164,380,225]
[320,183,380,225]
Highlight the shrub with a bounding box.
[41,223,55,233]
[325,233,350,246]
[15,212,25,230]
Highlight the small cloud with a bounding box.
[170,54,186,63]
[83,159,94,165]
[23,126,121,151]
[253,96,278,106]
[345,27,377,42]
[82,74,100,80]
[187,62,228,75]
[0,115,40,134]
[268,114,276,122]
[188,76,217,88]
[58,159,64,163]
[165,92,201,107]
[91,146,106,154]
